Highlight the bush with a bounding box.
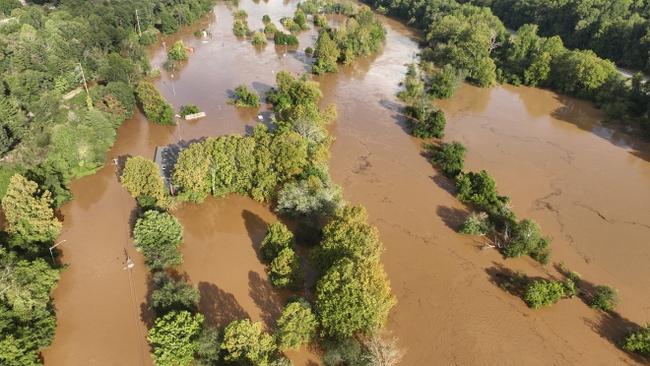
[305,46,314,55]
[623,324,650,356]
[590,285,618,312]
[260,222,294,262]
[135,81,175,125]
[269,247,302,289]
[233,9,247,19]
[229,85,260,108]
[504,219,551,264]
[232,19,250,37]
[147,311,204,366]
[428,64,463,99]
[429,141,466,177]
[410,108,445,138]
[524,280,566,309]
[168,41,189,62]
[274,31,299,46]
[133,210,183,269]
[150,272,200,316]
[276,299,318,350]
[262,14,271,24]
[459,212,491,235]
[252,31,267,46]
[179,104,200,118]
[264,22,279,37]
[313,14,328,27]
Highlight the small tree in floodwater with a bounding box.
[229,85,260,108]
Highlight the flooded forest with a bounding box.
[1,0,650,365]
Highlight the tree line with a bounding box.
[0,0,215,207]
[119,71,400,365]
[462,0,650,73]
[364,0,650,138]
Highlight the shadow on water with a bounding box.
[431,174,457,197]
[198,281,249,328]
[435,205,467,231]
[550,94,650,164]
[583,312,649,364]
[242,209,269,261]
[248,270,283,328]
[484,262,547,300]
[378,98,411,135]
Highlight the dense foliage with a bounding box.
[0,0,215,205]
[260,222,294,262]
[121,156,168,208]
[147,310,204,366]
[276,299,318,350]
[465,0,650,72]
[135,81,175,125]
[429,141,466,177]
[133,210,184,269]
[590,285,618,312]
[365,0,650,137]
[220,319,277,365]
[524,279,567,309]
[150,272,200,316]
[312,6,386,74]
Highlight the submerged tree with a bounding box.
[220,319,276,365]
[133,210,183,269]
[135,82,175,125]
[276,299,318,350]
[147,311,204,366]
[121,156,168,207]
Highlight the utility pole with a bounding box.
[49,240,67,264]
[135,9,142,37]
[78,63,89,97]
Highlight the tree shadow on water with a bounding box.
[378,98,411,135]
[582,312,649,364]
[431,173,457,197]
[248,270,283,328]
[242,209,269,261]
[198,282,249,328]
[435,205,467,231]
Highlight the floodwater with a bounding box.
[42,0,650,365]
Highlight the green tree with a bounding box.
[233,19,250,37]
[315,258,395,338]
[220,319,276,365]
[313,31,340,74]
[276,299,318,350]
[269,247,302,289]
[397,64,425,103]
[133,210,183,269]
[260,222,294,262]
[314,206,381,270]
[428,64,462,99]
[194,326,221,366]
[135,81,175,125]
[173,142,211,203]
[147,311,204,366]
[459,212,491,236]
[429,141,466,177]
[1,174,62,250]
[504,219,551,264]
[121,156,167,207]
[150,272,200,316]
[179,104,200,118]
[524,280,566,309]
[275,174,342,219]
[252,31,268,46]
[590,285,618,312]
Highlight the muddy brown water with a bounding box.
[42,1,650,365]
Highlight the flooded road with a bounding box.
[43,0,650,365]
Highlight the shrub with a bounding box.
[428,64,463,99]
[429,141,466,177]
[264,22,278,37]
[179,104,200,118]
[276,299,318,350]
[168,41,189,62]
[262,14,271,25]
[623,324,650,356]
[524,280,566,309]
[260,222,294,262]
[410,108,445,138]
[313,14,328,27]
[252,31,267,46]
[133,210,183,269]
[459,212,491,235]
[229,85,260,108]
[233,9,247,19]
[233,19,250,37]
[269,247,302,289]
[504,219,551,264]
[305,46,314,55]
[590,285,618,312]
[274,31,299,46]
[135,81,175,125]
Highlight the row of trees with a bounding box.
[363,0,650,138]
[0,0,216,207]
[312,5,386,74]
[0,174,62,365]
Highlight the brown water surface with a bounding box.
[43,1,650,365]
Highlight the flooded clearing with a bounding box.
[43,0,650,365]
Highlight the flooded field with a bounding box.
[43,0,650,365]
